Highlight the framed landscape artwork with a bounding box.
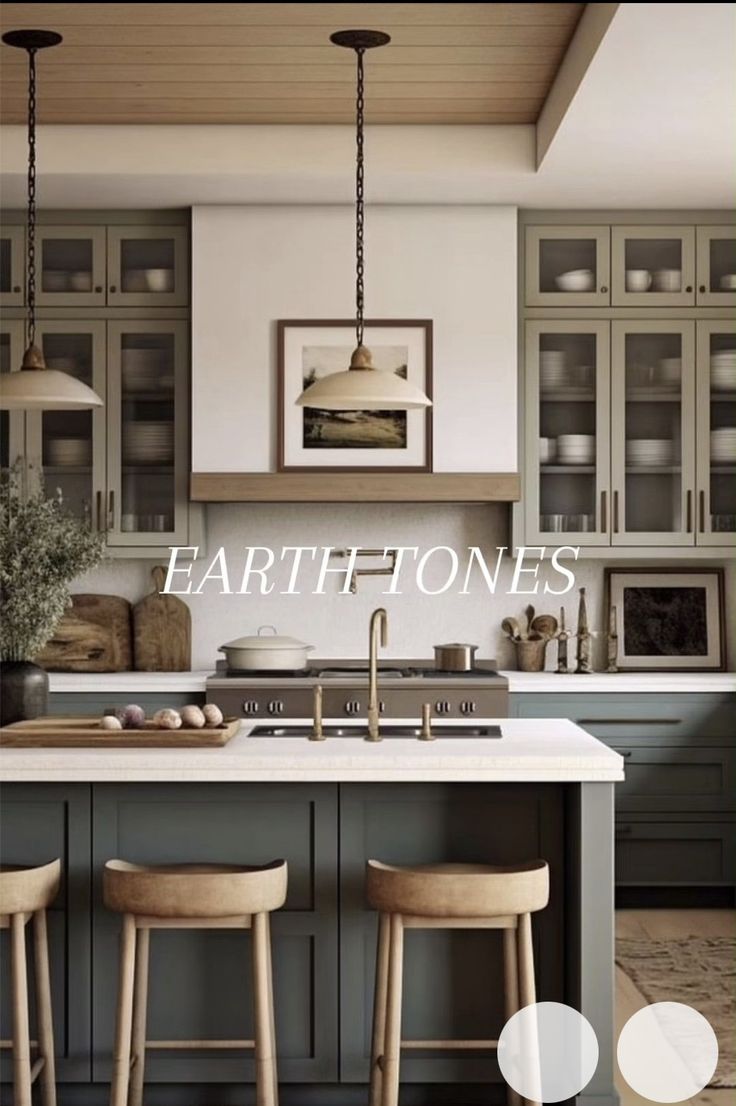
[277,319,433,471]
[605,568,726,671]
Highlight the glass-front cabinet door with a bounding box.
[696,321,736,546]
[0,320,26,473]
[0,224,24,306]
[107,226,188,307]
[106,320,189,546]
[525,226,610,307]
[36,226,106,306]
[525,321,611,546]
[611,321,696,546]
[611,226,695,307]
[696,226,736,307]
[25,321,106,528]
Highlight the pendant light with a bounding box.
[0,30,103,411]
[297,30,431,412]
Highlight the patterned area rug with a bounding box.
[616,936,736,1088]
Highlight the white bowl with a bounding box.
[43,270,70,292]
[554,269,595,293]
[69,270,92,292]
[625,269,652,292]
[539,437,557,464]
[652,269,682,292]
[719,274,736,290]
[145,268,175,293]
[657,358,682,383]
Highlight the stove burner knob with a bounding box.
[460,700,477,715]
[242,700,260,715]
[435,700,451,715]
[379,701,386,714]
[345,700,361,716]
[268,699,285,715]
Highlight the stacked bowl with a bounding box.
[652,269,682,293]
[46,438,92,467]
[557,434,595,465]
[123,421,174,465]
[626,439,674,467]
[710,428,736,464]
[711,349,736,392]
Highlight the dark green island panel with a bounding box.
[0,780,615,1106]
[510,692,736,900]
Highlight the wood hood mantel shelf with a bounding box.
[190,472,520,503]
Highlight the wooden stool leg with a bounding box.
[264,916,279,1106]
[129,926,150,1106]
[380,914,404,1106]
[517,913,541,1106]
[502,926,522,1106]
[10,912,33,1106]
[110,914,137,1106]
[369,912,390,1106]
[252,912,276,1106]
[33,908,57,1106]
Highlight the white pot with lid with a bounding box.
[218,626,314,671]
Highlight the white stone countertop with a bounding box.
[46,670,736,694]
[0,718,623,784]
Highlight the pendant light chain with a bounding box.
[355,46,365,348]
[26,46,38,345]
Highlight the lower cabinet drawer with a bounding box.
[614,746,736,812]
[616,820,736,886]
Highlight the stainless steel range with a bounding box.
[206,660,508,720]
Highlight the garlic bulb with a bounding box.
[202,703,224,728]
[152,708,182,730]
[181,705,206,729]
[99,715,123,730]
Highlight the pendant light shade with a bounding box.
[297,30,431,413]
[0,29,103,412]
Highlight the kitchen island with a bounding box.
[0,720,622,1106]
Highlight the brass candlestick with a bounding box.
[606,605,619,673]
[556,605,573,674]
[575,587,592,674]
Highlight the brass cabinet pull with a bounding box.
[600,489,607,533]
[107,489,115,529]
[578,718,679,726]
[613,489,619,533]
[95,490,103,532]
[699,489,705,533]
[686,489,693,533]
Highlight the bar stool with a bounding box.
[103,858,287,1106]
[0,859,61,1106]
[366,859,550,1106]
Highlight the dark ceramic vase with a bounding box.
[0,661,49,726]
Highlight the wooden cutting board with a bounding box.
[0,716,240,748]
[134,566,191,672]
[36,595,133,672]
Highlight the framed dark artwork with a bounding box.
[605,568,726,671]
[277,319,433,472]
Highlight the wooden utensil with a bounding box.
[133,566,191,671]
[531,614,559,640]
[36,595,132,672]
[0,716,239,748]
[501,617,522,642]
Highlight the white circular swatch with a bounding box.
[497,1001,599,1101]
[617,1002,719,1102]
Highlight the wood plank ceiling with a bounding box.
[0,3,584,125]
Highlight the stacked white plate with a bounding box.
[652,269,682,292]
[557,434,595,464]
[47,438,92,466]
[122,348,170,392]
[540,350,570,389]
[626,439,674,466]
[711,349,736,392]
[711,428,736,463]
[123,421,174,464]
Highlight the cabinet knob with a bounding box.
[685,285,693,293]
[600,285,608,293]
[12,285,21,293]
[95,285,103,293]
[699,285,707,293]
[109,285,117,293]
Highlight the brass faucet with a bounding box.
[367,607,388,741]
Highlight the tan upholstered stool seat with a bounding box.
[366,859,549,918]
[0,860,61,1106]
[103,858,288,917]
[105,857,287,1106]
[366,857,550,1106]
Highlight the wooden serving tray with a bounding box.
[0,716,240,748]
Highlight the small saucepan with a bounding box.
[219,626,314,671]
[433,642,479,672]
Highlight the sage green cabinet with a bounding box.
[696,319,736,545]
[696,225,736,307]
[36,225,108,307]
[0,224,24,306]
[0,785,92,1083]
[91,784,339,1084]
[611,225,696,307]
[107,225,189,308]
[525,224,610,307]
[510,692,736,891]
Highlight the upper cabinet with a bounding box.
[696,320,736,546]
[108,226,189,307]
[0,224,25,306]
[37,226,107,306]
[525,225,610,307]
[524,220,735,309]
